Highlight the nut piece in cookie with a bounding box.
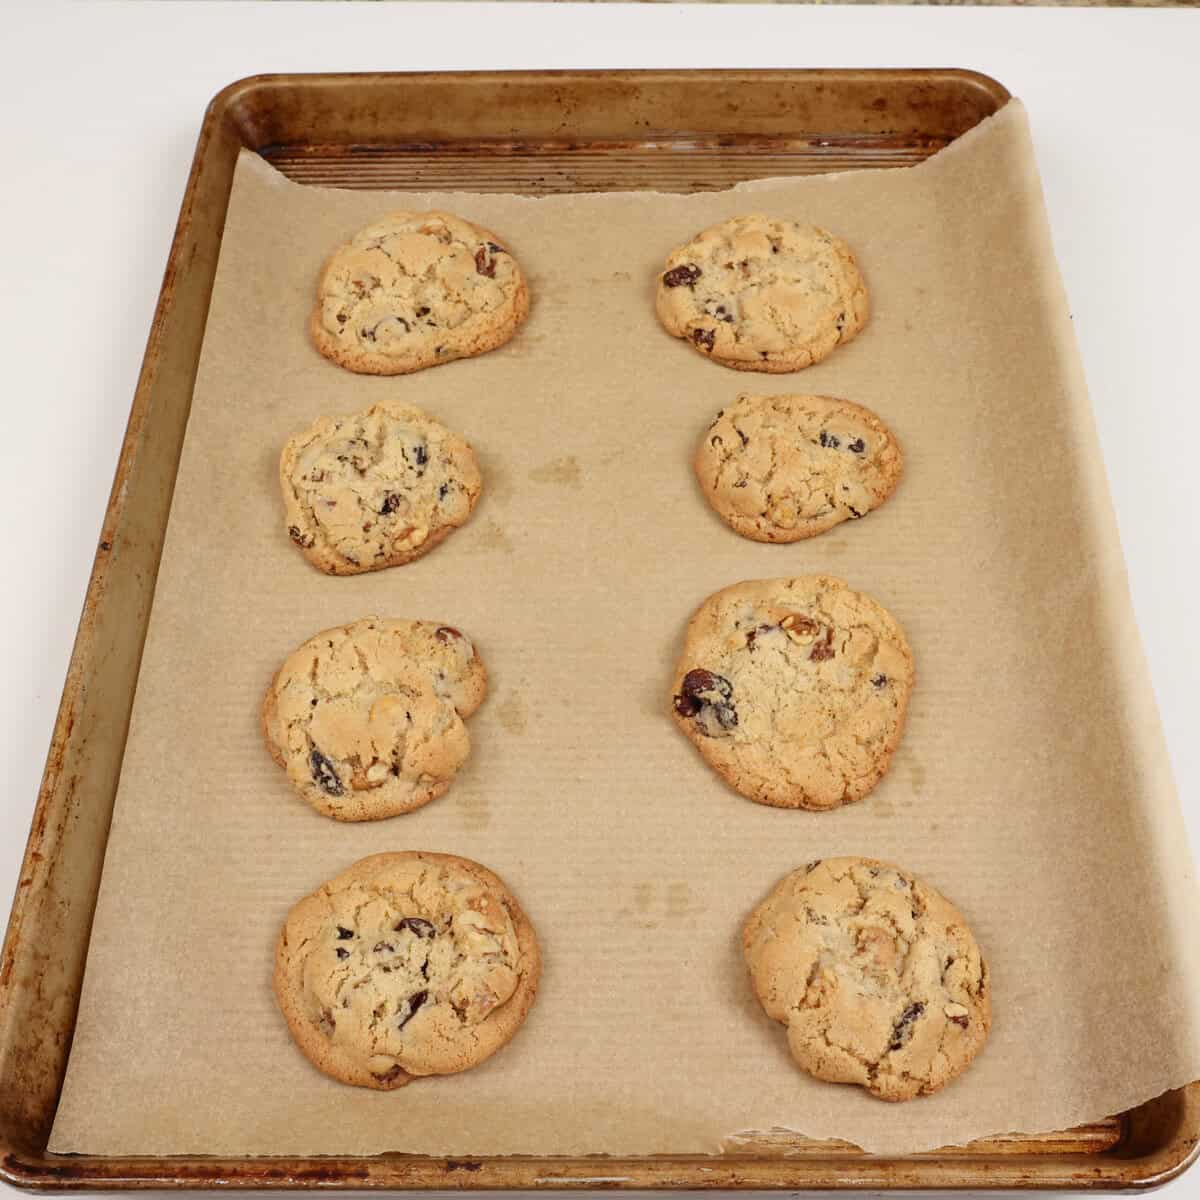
[310,210,529,375]
[669,576,913,809]
[274,851,541,1088]
[261,618,487,821]
[656,216,868,373]
[280,401,482,575]
[696,394,902,542]
[743,857,990,1101]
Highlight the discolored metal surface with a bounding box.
[0,69,1195,1191]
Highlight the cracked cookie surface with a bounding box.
[670,576,913,809]
[280,401,482,575]
[310,210,529,375]
[275,852,541,1089]
[743,858,990,1101]
[655,216,868,373]
[262,618,486,821]
[696,394,902,542]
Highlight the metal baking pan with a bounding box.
[1,68,1196,1191]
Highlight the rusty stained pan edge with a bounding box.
[5,1095,1200,1190]
[222,68,1018,160]
[1,68,1198,1191]
[2,1124,1198,1195]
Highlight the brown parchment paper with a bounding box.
[49,99,1200,1158]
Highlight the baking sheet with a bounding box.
[49,99,1200,1158]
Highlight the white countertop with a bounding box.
[2,1,1198,1195]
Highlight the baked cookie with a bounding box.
[280,402,482,575]
[655,216,867,372]
[696,394,902,542]
[670,576,913,809]
[262,618,486,821]
[310,211,529,375]
[743,858,990,1101]
[275,852,541,1089]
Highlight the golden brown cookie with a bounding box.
[262,618,486,821]
[656,216,868,372]
[696,394,902,541]
[275,852,541,1089]
[743,858,990,1101]
[310,211,529,375]
[670,577,913,809]
[280,402,482,575]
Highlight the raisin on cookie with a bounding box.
[310,211,529,375]
[275,852,541,1089]
[262,618,486,821]
[656,216,868,373]
[696,394,902,542]
[743,858,990,1101]
[280,402,482,575]
[670,576,913,810]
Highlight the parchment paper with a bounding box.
[49,99,1200,1158]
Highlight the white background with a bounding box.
[1,1,1198,1196]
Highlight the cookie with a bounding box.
[670,576,913,810]
[280,402,482,575]
[310,211,529,375]
[696,394,902,542]
[275,852,541,1089]
[743,858,990,1101]
[655,216,867,372]
[262,618,486,821]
